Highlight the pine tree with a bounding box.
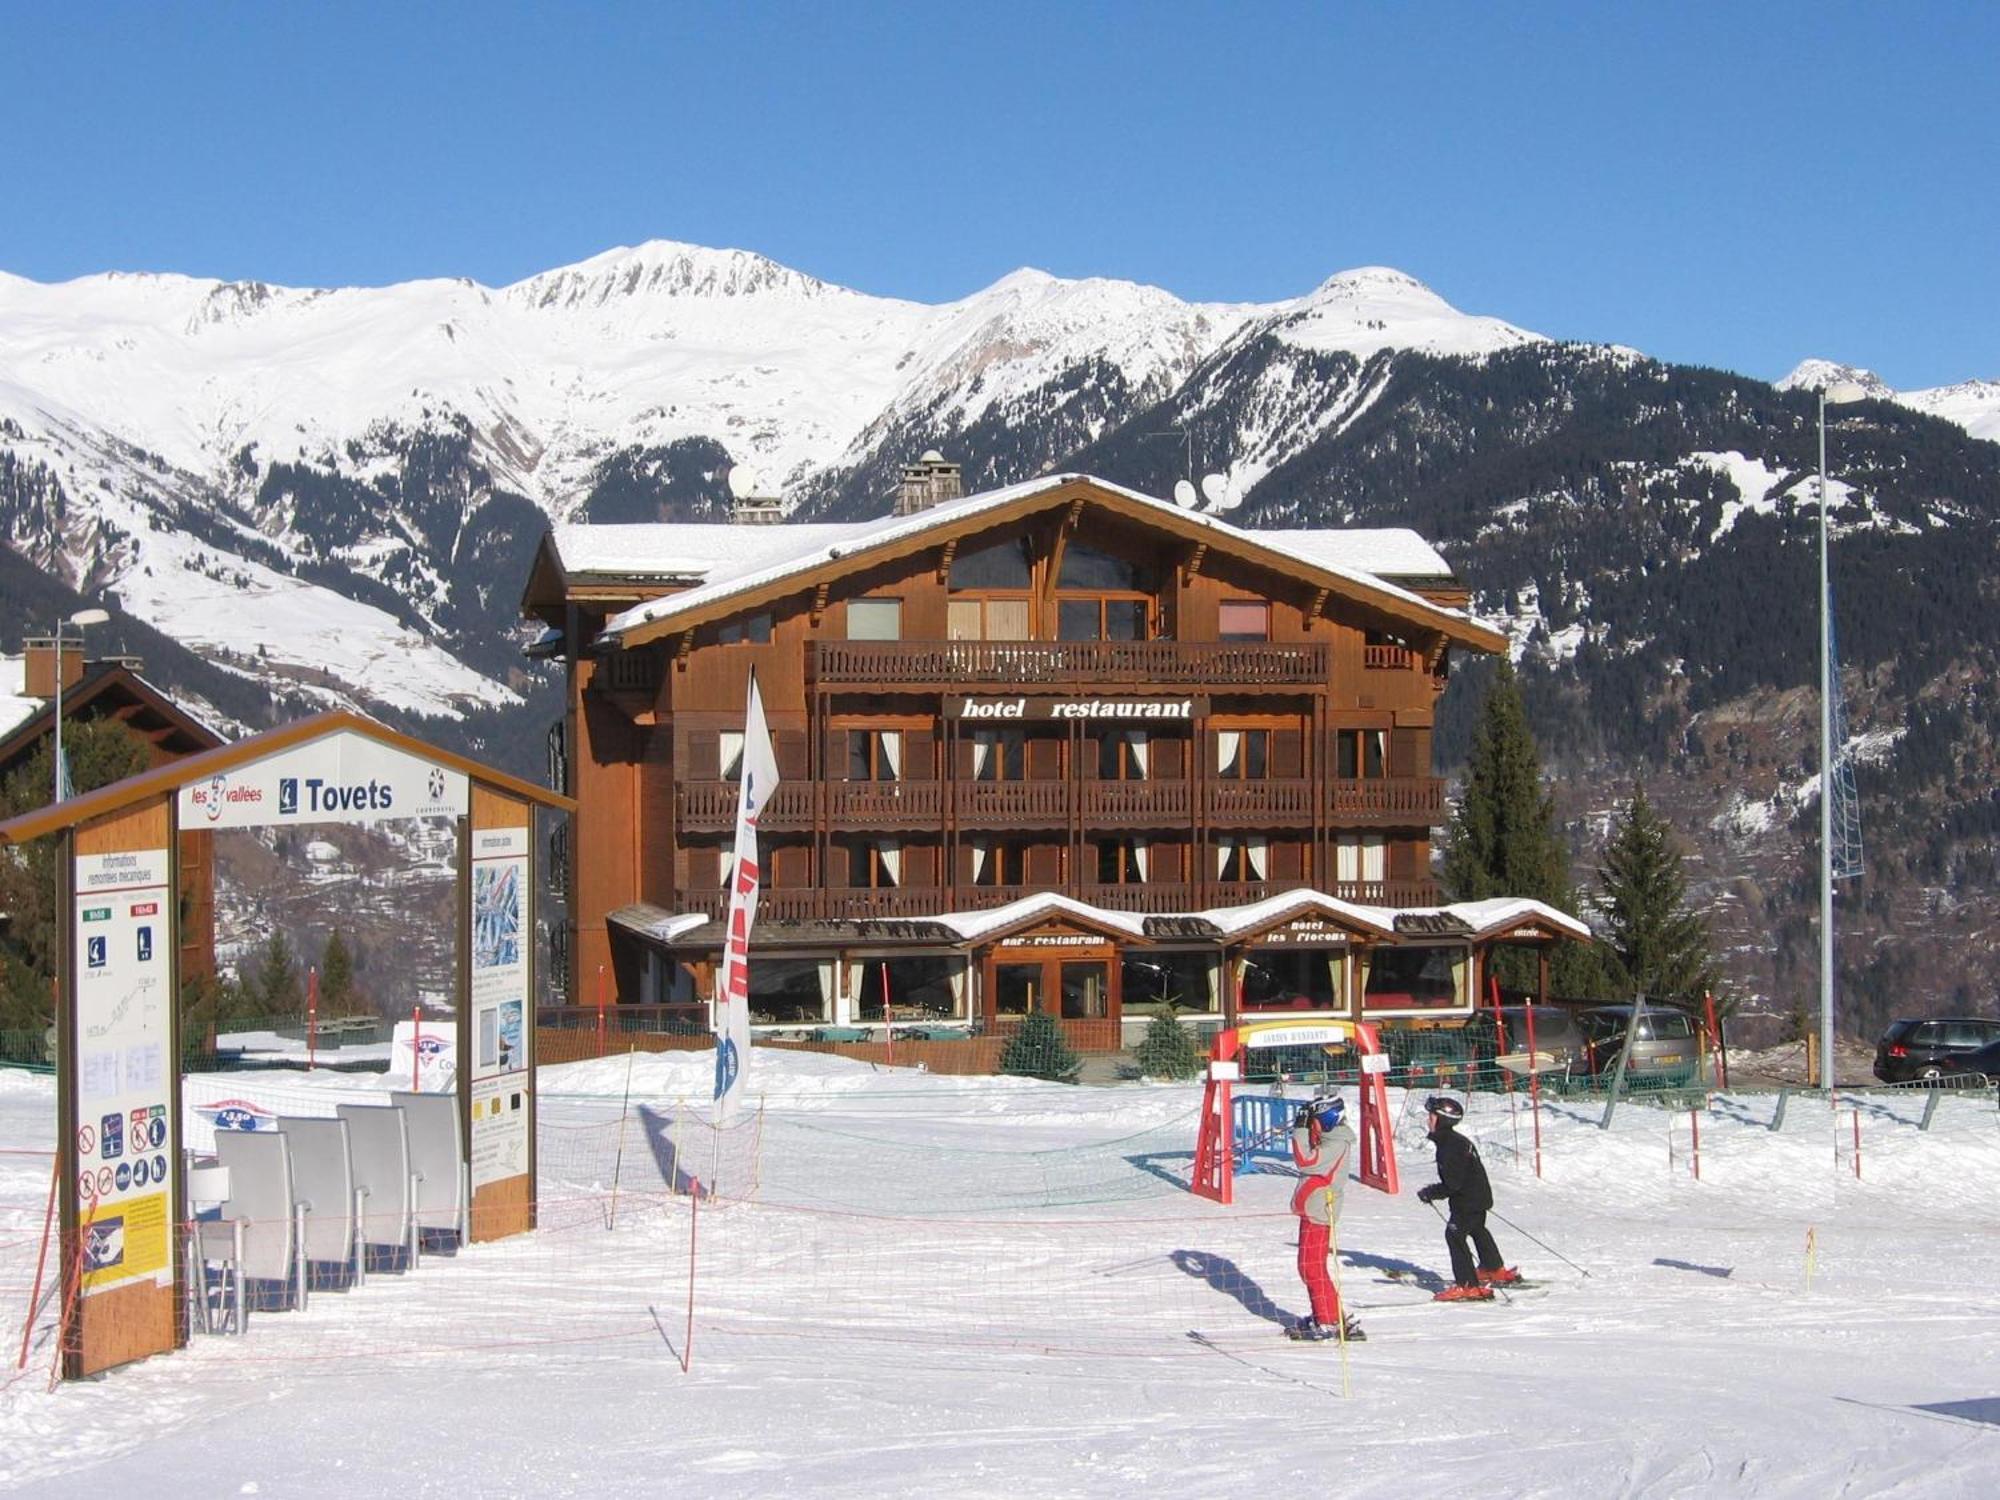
[1133,1007,1202,1079]
[320,929,356,1013]
[998,1010,1080,1082]
[1439,661,1606,997]
[248,929,304,1018]
[1593,779,1717,1005]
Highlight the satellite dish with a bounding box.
[1173,479,1197,509]
[1199,473,1228,507]
[726,465,757,499]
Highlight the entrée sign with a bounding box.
[951,697,1206,721]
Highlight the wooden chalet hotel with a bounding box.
[521,458,1585,1051]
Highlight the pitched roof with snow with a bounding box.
[561,473,1490,647]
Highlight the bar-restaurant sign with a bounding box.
[950,696,1208,722]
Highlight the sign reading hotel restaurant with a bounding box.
[72,848,175,1298]
[949,696,1208,721]
[177,728,468,830]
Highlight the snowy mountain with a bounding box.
[1779,357,2000,443]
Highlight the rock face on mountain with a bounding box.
[4,243,1997,1037]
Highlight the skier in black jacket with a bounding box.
[1415,1095,1520,1301]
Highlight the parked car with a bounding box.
[1937,1037,2000,1084]
[1877,1017,2000,1083]
[1576,1005,1703,1086]
[1464,1006,1591,1083]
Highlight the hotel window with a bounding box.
[970,837,1027,887]
[1215,729,1269,780]
[947,597,1032,640]
[1120,951,1219,1017]
[847,597,902,641]
[1215,835,1267,883]
[852,840,901,889]
[1361,945,1466,1011]
[1055,543,1152,641]
[1336,834,1387,886]
[1094,728,1149,781]
[950,536,1034,590]
[1337,729,1387,779]
[846,729,902,781]
[1057,596,1148,641]
[719,731,744,782]
[717,612,772,645]
[1218,600,1270,642]
[1096,836,1149,885]
[971,728,1026,781]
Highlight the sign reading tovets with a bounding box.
[178,729,467,830]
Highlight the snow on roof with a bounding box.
[595,474,1483,643]
[0,655,36,741]
[1260,529,1452,579]
[930,891,1149,942]
[1439,898,1594,942]
[552,521,872,581]
[1186,887,1396,938]
[609,903,714,945]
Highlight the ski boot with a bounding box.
[1433,1283,1495,1302]
[1478,1266,1523,1286]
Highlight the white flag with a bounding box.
[714,671,780,1122]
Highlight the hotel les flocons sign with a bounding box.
[949,696,1207,722]
[177,731,469,831]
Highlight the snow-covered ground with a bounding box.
[1,1053,1995,1496]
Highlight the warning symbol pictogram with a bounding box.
[77,1124,96,1157]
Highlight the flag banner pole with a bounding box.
[714,671,780,1127]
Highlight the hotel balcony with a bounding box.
[674,775,1443,834]
[809,639,1327,690]
[671,877,1438,923]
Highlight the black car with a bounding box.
[1937,1037,2000,1084]
[1873,1017,2000,1083]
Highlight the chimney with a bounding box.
[22,638,84,699]
[895,451,962,516]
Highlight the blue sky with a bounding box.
[4,2,1993,388]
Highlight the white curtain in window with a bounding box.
[1129,731,1149,780]
[1133,838,1149,882]
[720,731,745,781]
[1216,837,1233,878]
[878,842,901,886]
[1337,837,1360,884]
[1372,730,1388,776]
[1247,836,1267,881]
[971,838,990,883]
[972,731,994,779]
[721,851,735,888]
[881,731,901,780]
[1362,833,1386,882]
[1216,730,1241,777]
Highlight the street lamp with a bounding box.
[1817,382,1865,1092]
[50,608,110,804]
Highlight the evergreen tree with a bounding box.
[1132,1006,1202,1079]
[320,929,356,1013]
[247,929,304,1017]
[998,1010,1081,1082]
[1594,779,1718,1005]
[0,720,153,1032]
[1439,662,1607,997]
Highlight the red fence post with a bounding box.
[683,1177,700,1374]
[1523,1001,1544,1178]
[17,1160,58,1370]
[1690,1108,1701,1181]
[307,965,318,1073]
[1851,1107,1862,1180]
[597,964,608,1060]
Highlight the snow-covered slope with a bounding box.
[1780,357,2000,444]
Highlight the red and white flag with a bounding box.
[714,671,779,1122]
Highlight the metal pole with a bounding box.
[1818,390,1836,1099]
[51,621,65,805]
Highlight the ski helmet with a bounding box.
[1312,1095,1345,1131]
[1424,1095,1465,1124]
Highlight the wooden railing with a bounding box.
[810,639,1326,688]
[1364,643,1421,671]
[666,877,1437,923]
[677,774,1443,833]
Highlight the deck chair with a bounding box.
[392,1091,468,1250]
[337,1103,420,1271]
[276,1116,365,1290]
[184,1162,243,1335]
[210,1129,309,1318]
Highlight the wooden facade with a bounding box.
[522,473,1553,1045]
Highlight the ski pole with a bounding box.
[1488,1208,1593,1278]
